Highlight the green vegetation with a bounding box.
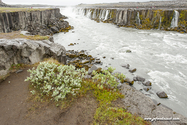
[0,31,50,40]
[20,34,50,40]
[25,59,150,124]
[9,63,28,71]
[0,7,51,13]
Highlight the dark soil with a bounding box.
[0,68,97,125]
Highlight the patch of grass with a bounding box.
[19,34,50,40]
[0,7,51,13]
[0,31,50,40]
[9,63,28,71]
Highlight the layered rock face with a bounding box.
[0,8,70,35]
[0,39,66,76]
[77,8,187,33]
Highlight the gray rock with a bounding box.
[129,68,136,73]
[0,39,66,76]
[121,64,130,69]
[120,83,187,125]
[124,78,134,85]
[143,81,152,86]
[88,65,97,75]
[0,8,70,36]
[49,36,54,43]
[133,76,145,82]
[143,87,151,92]
[156,91,168,98]
[51,26,59,33]
[126,50,132,53]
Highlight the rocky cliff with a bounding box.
[0,8,70,35]
[0,39,66,76]
[77,8,187,33]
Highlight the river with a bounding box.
[53,7,187,117]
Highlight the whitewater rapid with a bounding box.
[53,7,187,117]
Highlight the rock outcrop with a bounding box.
[76,8,187,33]
[0,8,70,35]
[0,39,66,76]
[120,83,187,125]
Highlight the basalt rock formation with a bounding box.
[76,8,187,33]
[0,39,66,76]
[0,8,70,35]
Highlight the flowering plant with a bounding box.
[25,62,88,101]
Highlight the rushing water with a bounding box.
[54,7,187,117]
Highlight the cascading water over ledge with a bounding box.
[75,8,187,33]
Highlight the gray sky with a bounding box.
[3,0,158,6]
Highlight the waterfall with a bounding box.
[123,10,128,25]
[171,10,179,28]
[117,11,123,24]
[101,9,106,20]
[158,16,162,30]
[92,9,97,19]
[136,12,141,25]
[86,10,92,19]
[104,10,110,21]
[115,10,120,24]
[99,10,103,20]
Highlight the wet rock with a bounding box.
[103,56,106,59]
[121,64,130,69]
[68,43,74,46]
[82,60,90,64]
[111,57,114,60]
[95,60,101,64]
[143,87,151,92]
[143,81,152,86]
[126,50,132,53]
[51,26,59,33]
[129,68,136,73]
[49,36,54,43]
[156,91,168,98]
[133,76,145,82]
[88,65,97,75]
[124,78,134,85]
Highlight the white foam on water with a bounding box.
[155,53,187,64]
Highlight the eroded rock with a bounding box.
[156,91,168,98]
[0,39,66,76]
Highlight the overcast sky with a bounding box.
[3,0,164,6]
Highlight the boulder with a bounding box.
[143,87,151,92]
[51,26,59,33]
[129,68,136,73]
[124,78,134,85]
[0,39,66,76]
[121,64,130,69]
[143,81,152,86]
[156,91,168,98]
[126,50,132,53]
[133,76,145,82]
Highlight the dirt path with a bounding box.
[0,68,97,125]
